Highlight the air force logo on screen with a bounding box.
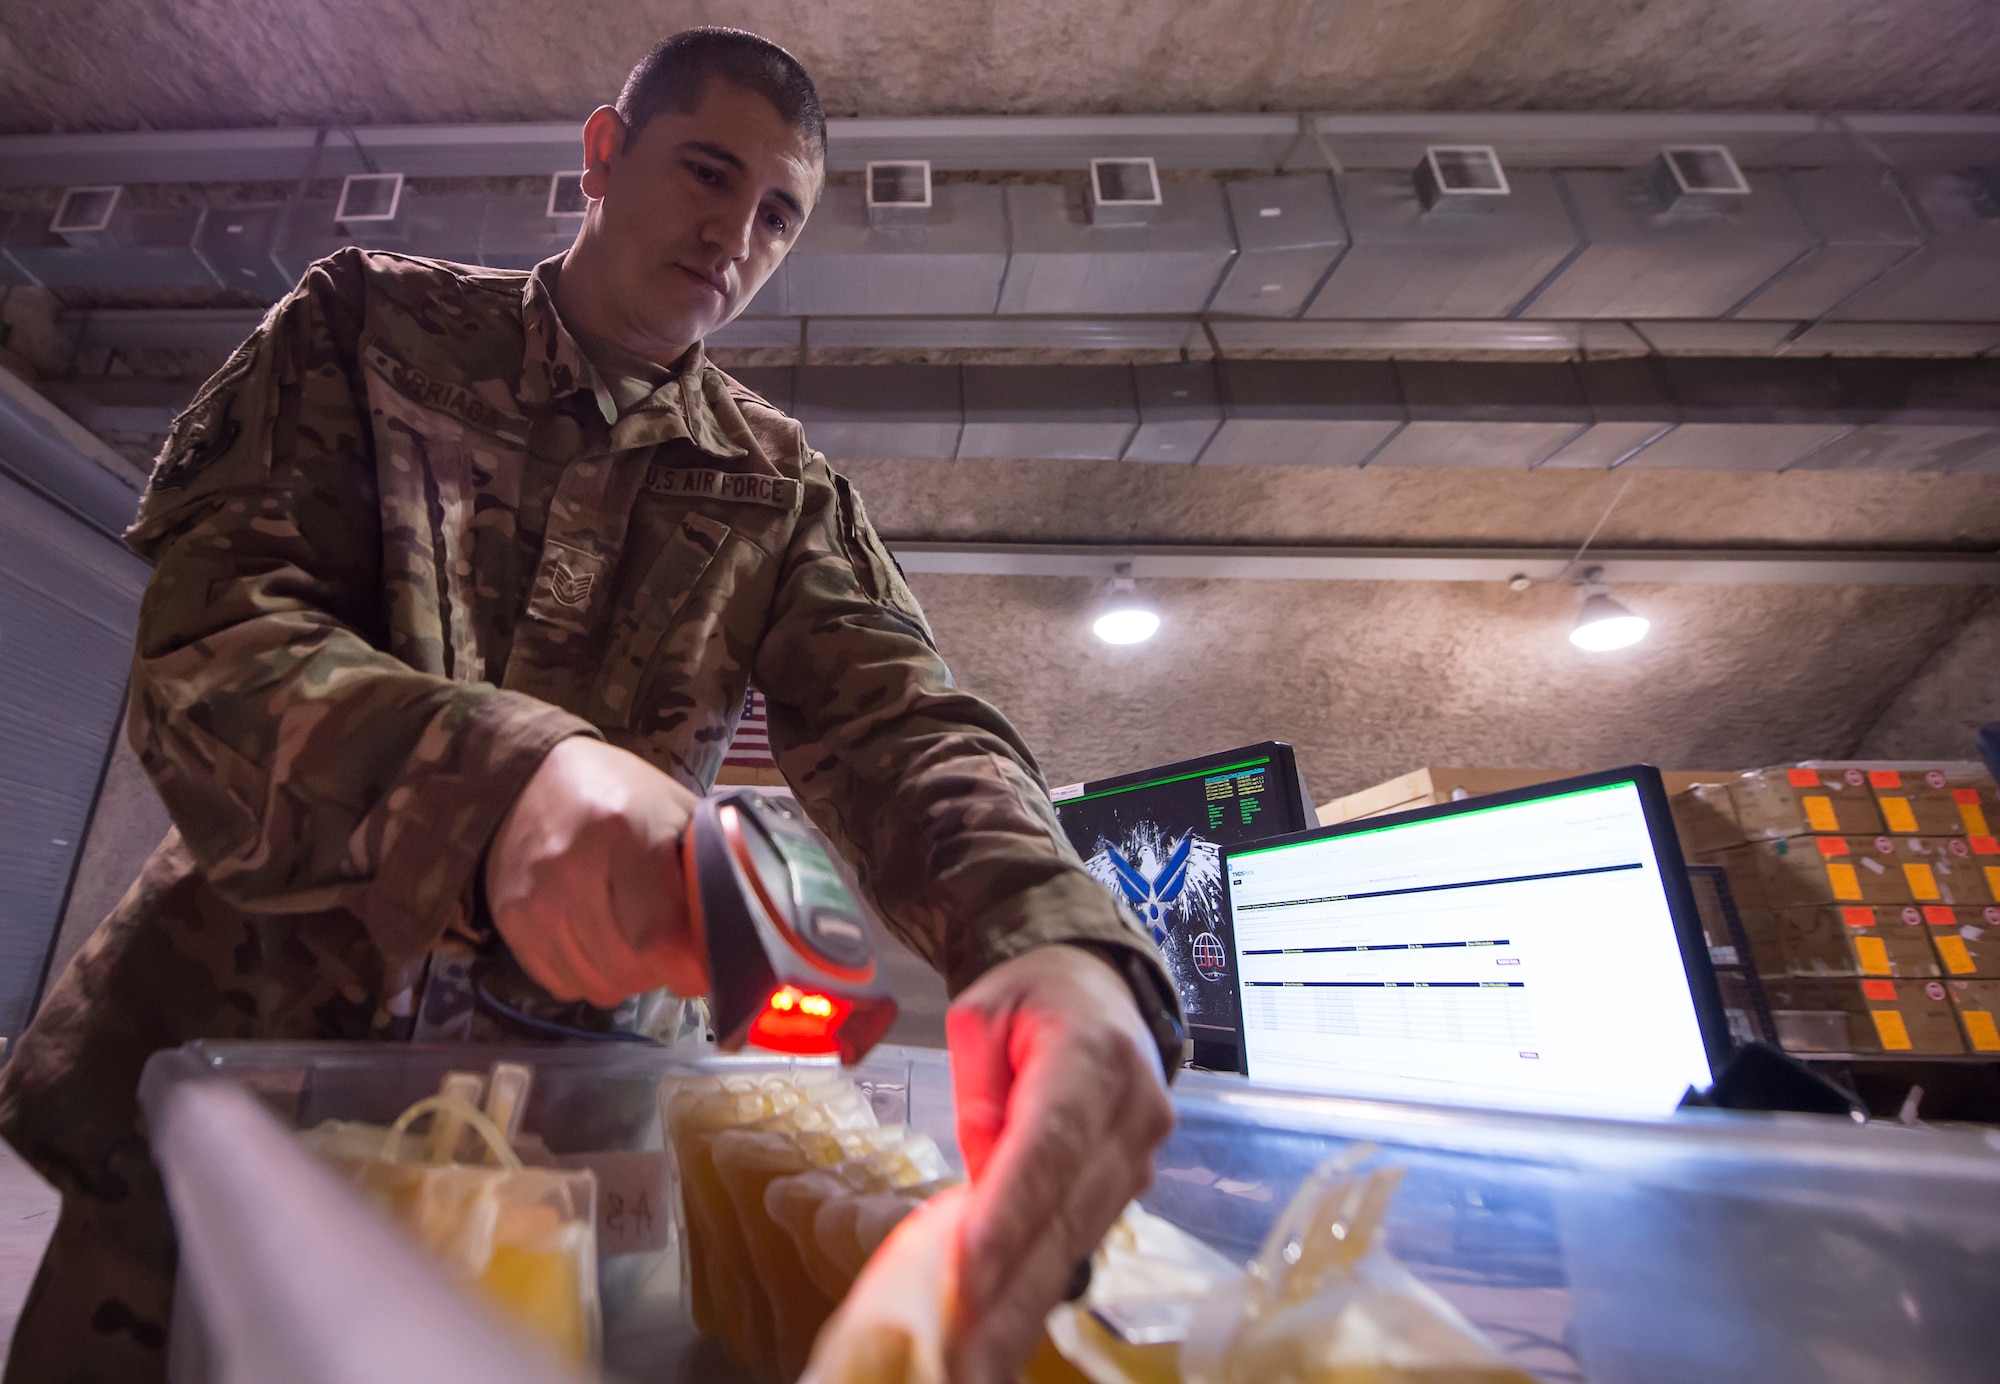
[1105,831,1195,945]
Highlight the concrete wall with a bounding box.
[1856,590,2000,762]
[907,572,1993,805]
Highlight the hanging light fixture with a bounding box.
[1569,567,1649,652]
[1092,563,1160,645]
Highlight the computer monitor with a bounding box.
[1224,765,1731,1118]
[1052,742,1314,1072]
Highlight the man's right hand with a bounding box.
[484,736,706,1006]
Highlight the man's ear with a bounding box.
[579,106,626,201]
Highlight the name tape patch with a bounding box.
[363,342,530,442]
[644,463,801,513]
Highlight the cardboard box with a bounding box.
[1316,767,1581,826]
[1315,766,1734,827]
[1732,907,1791,977]
[1946,979,2000,1054]
[1670,782,1745,854]
[1745,835,1995,909]
[1943,832,2000,904]
[1866,767,1996,837]
[1860,978,1967,1054]
[1779,905,1940,978]
[1694,845,1772,912]
[1731,766,1884,840]
[1765,977,1874,1053]
[1768,977,1963,1054]
[1925,904,2000,978]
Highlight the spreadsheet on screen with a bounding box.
[1227,778,1715,1118]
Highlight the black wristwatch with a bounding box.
[1078,941,1187,1081]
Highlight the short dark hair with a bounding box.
[616,28,826,161]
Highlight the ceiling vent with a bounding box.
[335,172,406,229]
[1649,145,1750,212]
[1415,146,1509,211]
[865,160,932,227]
[1089,157,1162,226]
[546,171,589,219]
[50,185,127,246]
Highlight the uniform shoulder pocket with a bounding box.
[591,510,731,729]
[831,473,934,649]
[126,327,283,556]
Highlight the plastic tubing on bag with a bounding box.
[301,1091,601,1367]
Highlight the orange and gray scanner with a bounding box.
[682,789,899,1064]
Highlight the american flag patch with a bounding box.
[724,688,776,768]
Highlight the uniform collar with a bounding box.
[516,255,747,460]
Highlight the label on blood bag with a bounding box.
[556,1150,673,1256]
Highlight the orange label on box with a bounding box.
[1841,906,1874,928]
[1869,770,1903,788]
[1803,795,1840,832]
[1904,863,1941,900]
[1853,935,1892,975]
[1826,863,1863,900]
[1788,768,1820,787]
[1961,804,1993,836]
[1863,979,1898,1001]
[1870,1009,1913,1050]
[1971,837,1999,855]
[1816,837,1850,857]
[1963,1010,2000,1052]
[1954,789,1982,805]
[1923,905,1955,925]
[1879,797,1919,834]
[1935,936,1976,975]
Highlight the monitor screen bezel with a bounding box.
[1057,740,1309,834]
[1221,763,1734,1101]
[1053,740,1311,1070]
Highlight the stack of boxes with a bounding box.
[1687,765,2000,1057]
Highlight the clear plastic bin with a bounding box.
[141,1041,2000,1383]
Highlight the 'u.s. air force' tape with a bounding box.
[644,463,801,513]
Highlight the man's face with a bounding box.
[579,79,820,356]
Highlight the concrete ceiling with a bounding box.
[2,0,1997,135]
[5,0,1996,820]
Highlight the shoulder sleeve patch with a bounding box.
[146,327,268,494]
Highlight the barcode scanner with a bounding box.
[682,788,899,1064]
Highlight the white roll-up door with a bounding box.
[0,468,146,1037]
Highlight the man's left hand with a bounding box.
[944,944,1175,1384]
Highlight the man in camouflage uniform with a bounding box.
[0,28,1181,1384]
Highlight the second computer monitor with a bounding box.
[1053,742,1313,1072]
[1224,766,1730,1118]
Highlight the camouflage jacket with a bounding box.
[103,248,1172,1035]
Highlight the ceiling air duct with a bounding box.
[865,160,932,227]
[7,183,215,289]
[1648,145,1750,213]
[1210,174,1348,318]
[1088,157,1162,226]
[334,172,406,233]
[545,171,589,219]
[50,186,127,246]
[1414,146,1510,212]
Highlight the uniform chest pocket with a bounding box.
[592,510,731,728]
